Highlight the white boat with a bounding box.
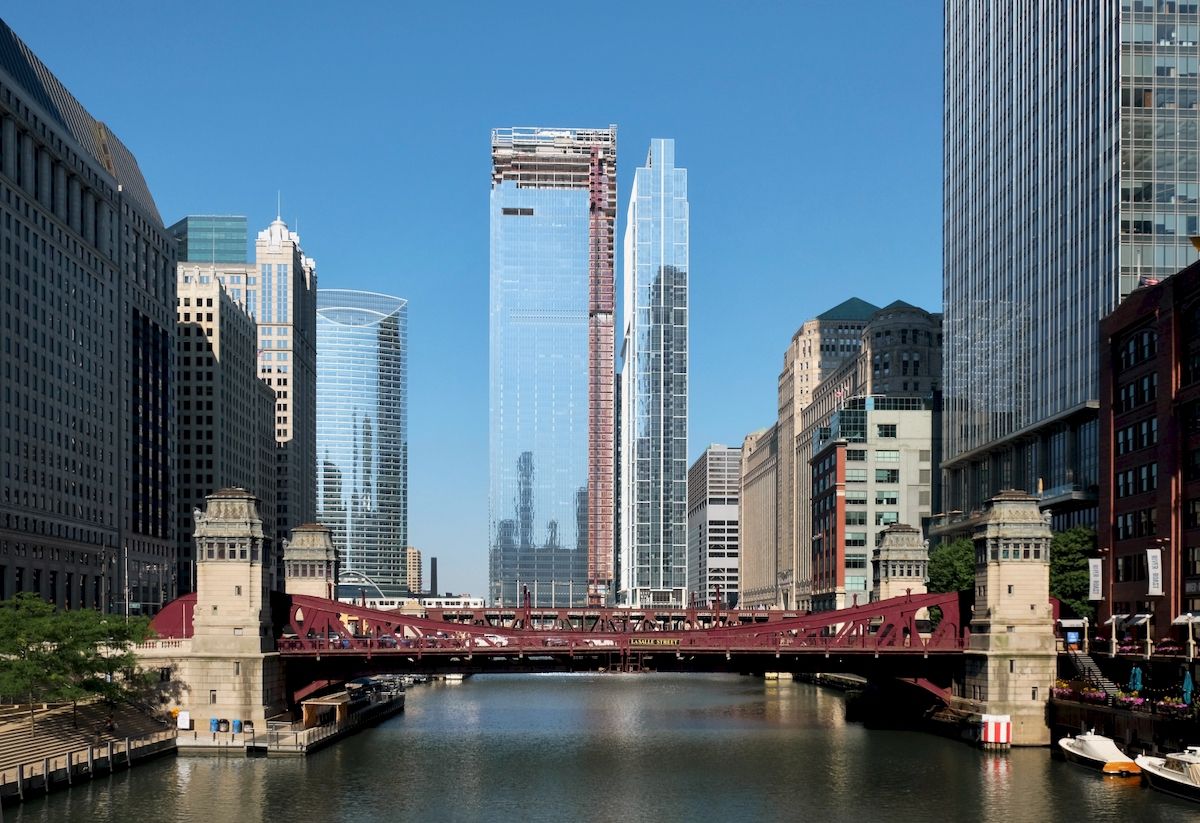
[1057,731,1140,776]
[1136,746,1200,803]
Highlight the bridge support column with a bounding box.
[135,489,288,729]
[961,491,1056,746]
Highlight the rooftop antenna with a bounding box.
[276,190,282,222]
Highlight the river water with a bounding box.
[13,673,1197,822]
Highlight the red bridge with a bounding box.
[152,589,986,704]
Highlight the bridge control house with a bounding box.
[137,489,288,728]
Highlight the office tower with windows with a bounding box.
[738,298,879,609]
[810,398,935,611]
[798,302,943,609]
[1098,261,1200,632]
[773,298,878,609]
[0,20,177,612]
[175,271,276,594]
[406,546,422,595]
[619,138,689,607]
[242,218,318,558]
[687,445,742,608]
[316,289,408,596]
[942,1,1200,531]
[169,215,248,264]
[489,126,617,607]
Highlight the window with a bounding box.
[845,532,868,547]
[1188,498,1200,529]
[210,690,217,704]
[875,469,900,483]
[1186,449,1200,482]
[875,491,899,505]
[1187,546,1200,577]
[875,511,899,526]
[846,450,866,462]
[845,510,867,526]
[875,450,900,462]
[845,491,867,505]
[1116,508,1159,539]
[846,468,867,483]
[1117,553,1148,582]
[877,424,897,438]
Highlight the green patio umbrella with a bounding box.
[1128,665,1143,693]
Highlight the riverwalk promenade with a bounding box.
[0,702,174,805]
[0,685,405,806]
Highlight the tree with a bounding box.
[0,595,65,729]
[928,537,975,593]
[0,594,153,729]
[1050,526,1096,620]
[58,608,154,722]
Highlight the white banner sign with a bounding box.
[1088,558,1103,600]
[1147,548,1163,597]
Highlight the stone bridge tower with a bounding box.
[188,488,286,725]
[962,490,1056,746]
[284,523,338,600]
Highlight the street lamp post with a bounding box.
[123,542,130,621]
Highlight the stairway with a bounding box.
[0,703,168,772]
[1067,651,1122,698]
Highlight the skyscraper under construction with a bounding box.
[488,127,617,606]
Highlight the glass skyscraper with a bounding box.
[169,215,248,263]
[619,139,689,606]
[316,290,408,595]
[942,1,1200,530]
[489,126,617,607]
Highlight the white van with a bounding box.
[474,633,509,647]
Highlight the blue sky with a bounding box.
[6,3,943,597]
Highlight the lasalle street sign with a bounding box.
[630,637,681,647]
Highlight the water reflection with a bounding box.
[18,675,1200,823]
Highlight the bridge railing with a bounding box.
[275,627,968,656]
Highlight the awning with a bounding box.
[1104,614,1129,626]
[1056,619,1088,628]
[1173,612,1200,625]
[1126,614,1153,627]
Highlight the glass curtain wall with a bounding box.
[619,139,689,606]
[316,290,408,594]
[488,127,616,607]
[943,1,1200,517]
[489,182,591,607]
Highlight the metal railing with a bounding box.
[0,729,176,801]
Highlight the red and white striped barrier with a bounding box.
[980,714,1012,748]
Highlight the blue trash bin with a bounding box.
[233,719,243,734]
[209,717,219,733]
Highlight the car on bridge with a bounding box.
[473,634,509,647]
